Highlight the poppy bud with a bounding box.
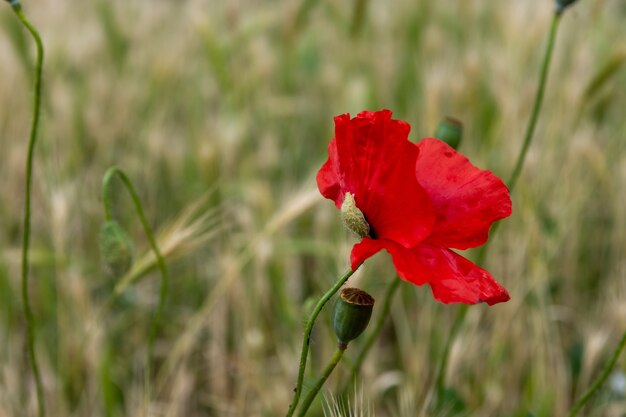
[340,193,370,238]
[333,287,375,348]
[99,220,134,277]
[555,0,579,12]
[434,117,463,150]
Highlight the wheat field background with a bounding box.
[1,0,625,416]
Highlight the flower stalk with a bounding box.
[567,330,626,417]
[9,1,46,416]
[101,166,169,402]
[296,345,347,417]
[294,287,374,417]
[507,12,562,194]
[285,268,358,417]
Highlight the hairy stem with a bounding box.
[101,167,169,398]
[285,268,357,417]
[350,0,369,38]
[11,1,46,416]
[296,345,347,417]
[507,12,562,192]
[567,330,626,417]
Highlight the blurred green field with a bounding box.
[1,0,626,416]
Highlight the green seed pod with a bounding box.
[434,117,463,150]
[99,220,134,277]
[333,287,375,347]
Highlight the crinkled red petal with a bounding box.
[414,244,510,305]
[351,239,509,305]
[415,138,512,250]
[350,238,430,285]
[317,138,342,207]
[316,110,435,247]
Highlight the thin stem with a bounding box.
[285,268,357,417]
[350,0,369,38]
[434,304,468,404]
[101,167,169,393]
[296,345,347,417]
[507,11,562,193]
[342,278,400,395]
[432,10,563,410]
[567,329,626,417]
[294,0,319,32]
[476,12,563,265]
[11,1,46,416]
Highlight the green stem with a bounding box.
[285,268,357,417]
[296,345,347,417]
[342,278,400,394]
[433,10,563,410]
[507,11,562,193]
[567,329,626,417]
[294,0,320,33]
[476,11,563,265]
[11,2,46,416]
[350,0,368,38]
[434,304,468,404]
[101,167,169,390]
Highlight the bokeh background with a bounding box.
[1,0,625,416]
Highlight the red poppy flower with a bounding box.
[317,110,512,305]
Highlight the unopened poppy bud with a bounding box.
[340,193,370,238]
[555,0,579,12]
[434,117,463,150]
[99,220,134,277]
[333,287,375,348]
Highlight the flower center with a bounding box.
[340,192,370,238]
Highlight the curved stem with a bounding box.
[285,268,357,417]
[101,167,169,389]
[567,329,626,417]
[11,2,46,416]
[342,277,400,395]
[296,345,347,417]
[432,11,563,410]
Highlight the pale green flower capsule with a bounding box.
[333,287,375,348]
[340,193,370,238]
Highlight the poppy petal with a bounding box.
[317,138,342,207]
[317,111,435,247]
[351,240,509,305]
[412,244,510,305]
[350,238,430,286]
[415,138,512,250]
